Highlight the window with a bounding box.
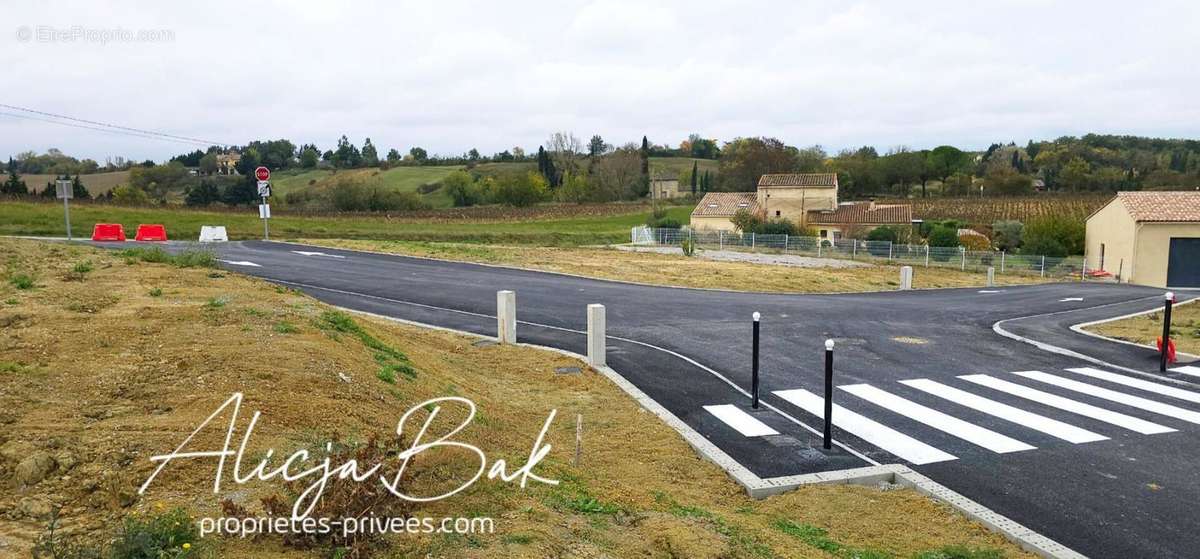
[775,210,781,217]
[820,230,828,238]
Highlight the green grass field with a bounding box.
[649,157,718,178]
[271,166,466,207]
[0,200,691,245]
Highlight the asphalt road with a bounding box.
[101,240,1200,558]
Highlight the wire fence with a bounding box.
[631,226,1087,278]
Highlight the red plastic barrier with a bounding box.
[1157,336,1178,365]
[134,224,168,242]
[91,223,126,242]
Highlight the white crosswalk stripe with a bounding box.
[1011,370,1200,425]
[1066,367,1200,405]
[840,384,1035,453]
[1171,365,1200,378]
[900,379,1107,444]
[960,374,1175,435]
[703,404,779,437]
[774,388,957,465]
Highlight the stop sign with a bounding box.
[254,166,271,181]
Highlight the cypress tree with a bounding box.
[690,161,698,195]
[72,175,90,199]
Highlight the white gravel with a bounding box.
[615,244,870,269]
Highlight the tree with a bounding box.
[441,170,482,207]
[491,171,549,207]
[690,161,698,196]
[927,226,960,248]
[299,146,320,168]
[222,176,258,206]
[992,220,1024,251]
[640,135,650,185]
[331,136,362,168]
[795,145,827,173]
[866,226,900,243]
[198,152,219,175]
[2,158,28,195]
[718,137,799,191]
[511,146,525,160]
[361,138,379,167]
[589,148,643,201]
[982,167,1034,196]
[588,135,608,157]
[467,148,480,161]
[1059,157,1091,192]
[687,134,720,159]
[408,147,428,163]
[110,184,149,205]
[130,161,190,202]
[1023,216,1084,257]
[926,146,970,192]
[385,149,402,163]
[184,180,221,206]
[547,132,583,180]
[730,208,763,233]
[71,175,89,199]
[555,171,592,203]
[942,172,973,196]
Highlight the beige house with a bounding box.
[650,176,684,200]
[216,152,241,175]
[1084,191,1200,288]
[689,173,912,238]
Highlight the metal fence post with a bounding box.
[1161,292,1175,372]
[783,234,789,252]
[1041,255,1046,278]
[823,339,834,450]
[1000,251,1006,273]
[961,247,966,271]
[888,242,893,262]
[751,312,761,409]
[751,232,756,249]
[925,245,930,267]
[852,241,857,259]
[817,241,822,258]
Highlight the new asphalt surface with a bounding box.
[98,240,1200,558]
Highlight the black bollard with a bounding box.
[824,339,834,450]
[752,312,761,409]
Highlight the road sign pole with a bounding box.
[261,196,269,241]
[824,339,834,450]
[63,197,72,241]
[1161,292,1174,372]
[751,312,761,409]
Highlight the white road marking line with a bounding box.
[1066,367,1200,405]
[290,250,345,258]
[703,405,779,437]
[1010,370,1200,425]
[900,379,1107,444]
[840,384,1035,453]
[960,374,1174,435]
[1171,366,1200,378]
[774,389,956,464]
[1059,297,1084,302]
[219,260,261,267]
[978,290,1001,294]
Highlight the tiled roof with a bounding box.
[758,173,838,188]
[1114,191,1200,222]
[807,202,912,225]
[691,192,759,217]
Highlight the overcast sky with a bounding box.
[3,1,1199,163]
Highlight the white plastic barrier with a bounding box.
[198,226,229,242]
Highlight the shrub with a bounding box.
[148,287,163,297]
[441,170,482,207]
[9,272,36,290]
[866,226,900,243]
[330,176,430,211]
[992,220,1024,251]
[681,238,696,256]
[959,233,992,251]
[730,208,763,233]
[651,217,682,229]
[490,171,549,207]
[927,226,960,247]
[110,184,150,205]
[416,182,441,194]
[273,321,298,334]
[119,247,216,268]
[108,507,200,559]
[757,218,797,236]
[1023,216,1084,257]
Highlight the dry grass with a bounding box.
[19,170,131,196]
[305,239,1054,294]
[1087,300,1200,355]
[0,238,1030,558]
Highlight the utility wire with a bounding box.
[0,110,214,147]
[0,102,230,147]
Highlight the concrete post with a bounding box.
[587,304,606,367]
[900,266,913,290]
[960,247,966,271]
[924,245,930,267]
[1041,256,1047,278]
[1000,251,1006,273]
[497,290,516,344]
[987,266,995,287]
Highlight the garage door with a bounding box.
[1167,238,1200,288]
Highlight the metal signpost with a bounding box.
[255,166,271,240]
[55,178,73,240]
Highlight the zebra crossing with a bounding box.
[703,366,1200,465]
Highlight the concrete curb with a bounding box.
[340,307,1085,559]
[1069,297,1200,361]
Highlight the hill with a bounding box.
[17,170,130,196]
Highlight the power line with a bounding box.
[0,102,230,147]
[0,110,215,147]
